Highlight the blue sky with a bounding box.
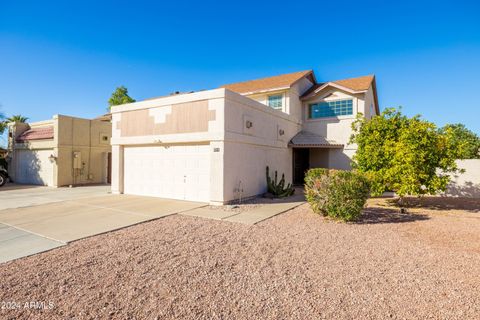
[1,0,479,147]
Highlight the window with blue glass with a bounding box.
[309,99,353,118]
[268,94,283,109]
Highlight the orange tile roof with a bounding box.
[332,75,374,91]
[16,126,54,142]
[220,70,313,94]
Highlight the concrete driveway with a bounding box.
[0,184,112,210]
[0,185,206,264]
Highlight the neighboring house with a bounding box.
[110,70,379,204]
[7,115,112,187]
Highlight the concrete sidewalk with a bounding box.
[181,192,305,225]
[0,222,65,264]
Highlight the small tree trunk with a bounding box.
[397,196,408,213]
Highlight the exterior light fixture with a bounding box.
[48,154,57,163]
[246,120,253,129]
[279,129,285,136]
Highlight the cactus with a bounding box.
[266,166,295,198]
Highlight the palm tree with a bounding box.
[6,114,28,123]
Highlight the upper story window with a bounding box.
[268,94,283,109]
[308,99,353,119]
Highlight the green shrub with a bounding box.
[304,169,370,222]
[304,168,327,187]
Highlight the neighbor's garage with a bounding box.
[15,149,54,186]
[123,145,210,202]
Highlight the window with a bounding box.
[309,99,353,119]
[268,94,283,109]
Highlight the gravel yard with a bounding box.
[1,197,479,319]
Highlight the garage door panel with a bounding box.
[123,145,210,202]
[16,150,54,186]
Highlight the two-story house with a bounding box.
[110,70,379,204]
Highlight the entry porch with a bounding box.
[289,131,351,185]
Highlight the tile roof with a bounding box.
[289,131,343,148]
[220,70,313,94]
[16,126,54,142]
[94,113,112,121]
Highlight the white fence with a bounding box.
[444,159,480,198]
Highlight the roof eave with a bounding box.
[371,76,380,115]
[238,86,291,96]
[301,82,367,100]
[16,137,54,143]
[289,70,315,87]
[288,143,344,149]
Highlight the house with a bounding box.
[7,114,112,186]
[110,70,379,204]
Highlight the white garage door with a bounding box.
[16,149,54,186]
[123,145,210,202]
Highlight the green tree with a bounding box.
[350,108,459,198]
[108,86,136,110]
[439,123,480,159]
[5,114,29,123]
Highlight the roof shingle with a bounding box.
[332,75,374,91]
[221,70,313,94]
[300,75,375,99]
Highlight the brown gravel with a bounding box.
[208,187,304,214]
[1,197,480,319]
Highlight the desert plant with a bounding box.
[304,168,328,188]
[304,168,329,214]
[305,169,370,222]
[266,166,295,198]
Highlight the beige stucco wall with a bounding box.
[309,148,356,171]
[309,149,329,168]
[288,77,314,122]
[245,90,289,114]
[363,85,377,119]
[222,90,300,201]
[55,115,112,186]
[443,159,480,198]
